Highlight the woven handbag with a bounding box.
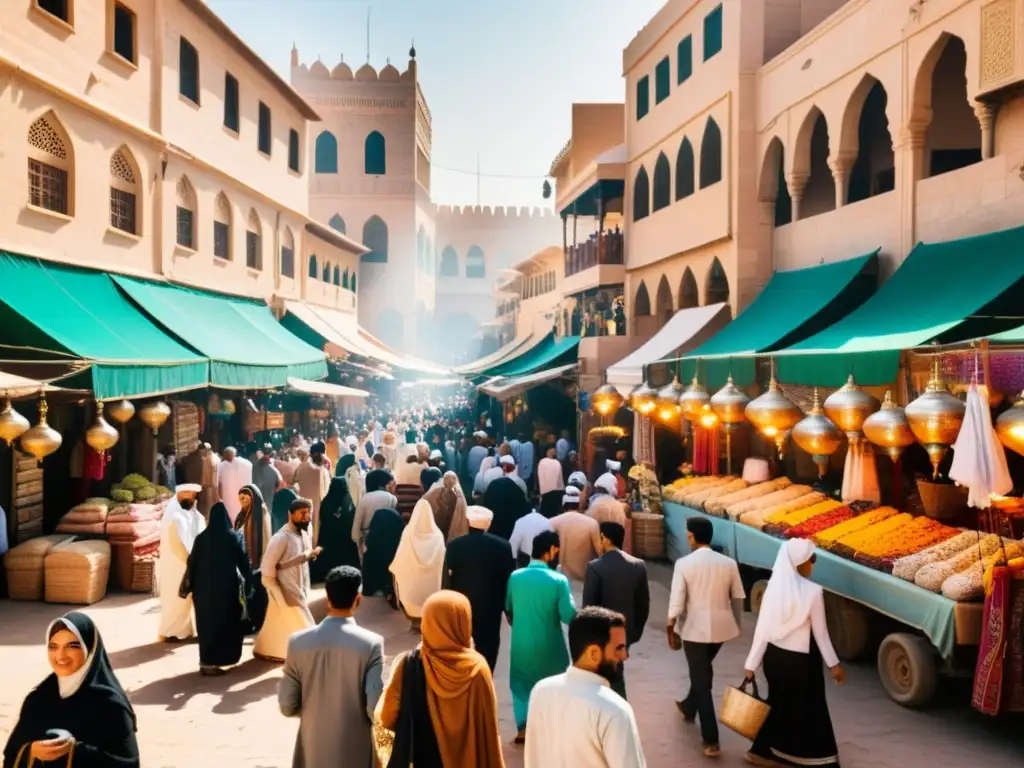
[719,677,770,740]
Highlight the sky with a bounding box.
[206,0,666,208]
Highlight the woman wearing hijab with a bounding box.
[744,538,845,767]
[234,485,271,633]
[337,453,364,508]
[310,475,360,583]
[186,502,253,675]
[360,470,404,604]
[390,499,446,630]
[377,591,505,768]
[420,465,443,494]
[271,486,299,535]
[4,612,139,767]
[422,471,468,541]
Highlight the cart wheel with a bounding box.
[824,593,869,661]
[877,632,938,708]
[750,579,769,615]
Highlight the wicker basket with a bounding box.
[917,479,969,520]
[631,512,665,560]
[3,535,74,600]
[111,543,160,594]
[719,678,771,740]
[44,540,110,605]
[131,557,159,595]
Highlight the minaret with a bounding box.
[290,42,298,68]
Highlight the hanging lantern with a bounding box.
[863,390,915,461]
[996,391,1024,456]
[107,399,135,424]
[679,376,711,423]
[20,395,62,462]
[655,376,684,423]
[0,397,31,446]
[823,375,880,442]
[85,400,119,453]
[791,388,842,477]
[710,375,750,425]
[745,376,802,456]
[591,383,624,417]
[138,400,172,435]
[905,357,966,478]
[698,402,719,429]
[629,382,658,417]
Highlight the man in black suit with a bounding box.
[442,505,515,671]
[582,521,651,699]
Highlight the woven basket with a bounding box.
[131,557,159,595]
[44,540,111,605]
[917,479,969,520]
[3,535,74,600]
[631,512,665,559]
[720,678,771,740]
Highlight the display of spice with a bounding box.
[891,530,983,582]
[833,511,913,553]
[784,506,856,539]
[682,478,747,507]
[812,507,900,548]
[852,517,959,559]
[705,478,793,517]
[727,484,813,522]
[766,498,842,528]
[940,540,1024,601]
[914,534,1013,592]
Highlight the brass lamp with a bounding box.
[138,400,171,435]
[629,382,658,417]
[792,388,843,477]
[996,391,1024,456]
[905,357,965,478]
[862,391,915,460]
[107,399,136,424]
[85,400,119,453]
[823,375,880,442]
[698,403,720,429]
[745,376,802,457]
[20,395,62,462]
[591,383,624,418]
[710,374,751,425]
[655,376,685,424]
[0,397,30,446]
[679,375,711,423]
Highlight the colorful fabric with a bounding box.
[972,564,1024,715]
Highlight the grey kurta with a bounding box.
[279,616,384,768]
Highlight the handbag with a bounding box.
[13,739,76,767]
[719,677,771,740]
[178,566,192,599]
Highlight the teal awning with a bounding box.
[112,276,327,389]
[777,225,1024,385]
[0,252,207,399]
[479,333,580,379]
[677,253,879,388]
[560,179,626,217]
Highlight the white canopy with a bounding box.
[286,377,369,398]
[0,371,79,398]
[606,303,731,392]
[479,363,577,400]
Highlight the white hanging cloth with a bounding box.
[842,440,881,505]
[949,383,1012,508]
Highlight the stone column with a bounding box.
[828,151,857,208]
[894,121,929,260]
[973,101,997,160]
[786,173,809,221]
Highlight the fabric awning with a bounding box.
[112,276,327,389]
[0,371,84,398]
[777,225,1024,386]
[680,252,879,388]
[607,303,730,392]
[479,363,577,400]
[0,253,208,399]
[561,179,627,217]
[456,332,535,375]
[286,377,369,398]
[483,334,581,379]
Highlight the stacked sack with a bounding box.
[106,502,165,557]
[55,498,113,535]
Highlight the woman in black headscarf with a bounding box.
[360,469,404,606]
[186,502,253,675]
[234,485,271,633]
[310,475,360,583]
[4,611,139,767]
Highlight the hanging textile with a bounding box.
[950,383,1012,509]
[841,441,881,505]
[972,562,1024,715]
[693,424,720,476]
[632,413,656,466]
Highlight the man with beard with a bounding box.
[525,607,646,767]
[157,484,205,641]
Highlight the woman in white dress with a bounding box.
[389,499,446,630]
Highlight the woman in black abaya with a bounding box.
[360,470,403,604]
[310,476,361,583]
[187,502,253,675]
[3,611,139,767]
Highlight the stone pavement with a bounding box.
[0,563,1020,767]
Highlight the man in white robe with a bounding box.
[217,446,252,524]
[157,484,205,641]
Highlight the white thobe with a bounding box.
[525,667,646,768]
[157,498,206,640]
[255,522,315,662]
[537,457,565,496]
[217,457,253,524]
[509,511,554,561]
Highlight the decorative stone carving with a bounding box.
[307,96,410,110]
[28,117,67,159]
[981,0,1016,88]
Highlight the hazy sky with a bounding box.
[206,0,665,208]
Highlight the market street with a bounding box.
[0,563,1018,768]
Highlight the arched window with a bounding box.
[633,166,650,221]
[675,137,695,200]
[361,215,388,263]
[328,214,346,234]
[921,36,981,179]
[342,268,350,289]
[652,152,671,212]
[364,131,386,175]
[705,258,730,305]
[213,192,231,260]
[466,246,485,279]
[333,265,340,286]
[323,260,331,282]
[679,267,699,309]
[308,254,318,279]
[314,130,338,173]
[439,246,459,277]
[655,275,674,326]
[109,146,139,235]
[28,112,73,216]
[699,118,723,188]
[634,280,651,316]
[280,227,295,278]
[351,274,356,292]
[245,209,262,270]
[175,175,196,249]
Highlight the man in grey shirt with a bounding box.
[279,566,384,768]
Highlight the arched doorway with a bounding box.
[919,36,981,178]
[759,137,792,226]
[799,109,835,219]
[845,78,895,203]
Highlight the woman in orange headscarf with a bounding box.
[377,590,505,768]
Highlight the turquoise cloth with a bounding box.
[664,501,737,559]
[505,560,576,730]
[663,502,957,659]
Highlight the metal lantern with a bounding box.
[698,402,719,429]
[655,376,684,424]
[823,375,880,442]
[745,376,802,456]
[905,358,966,478]
[710,375,751,425]
[20,395,62,462]
[863,390,915,461]
[0,397,31,446]
[138,400,171,435]
[591,383,624,417]
[792,388,843,477]
[629,382,658,417]
[679,376,711,423]
[85,400,119,453]
[996,391,1024,456]
[107,399,136,424]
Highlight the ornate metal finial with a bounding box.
[410,39,417,59]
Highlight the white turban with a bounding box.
[562,486,581,507]
[499,455,515,467]
[175,483,202,494]
[606,460,622,472]
[594,472,618,496]
[466,505,493,530]
[567,471,588,489]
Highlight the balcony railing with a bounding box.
[565,230,624,277]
